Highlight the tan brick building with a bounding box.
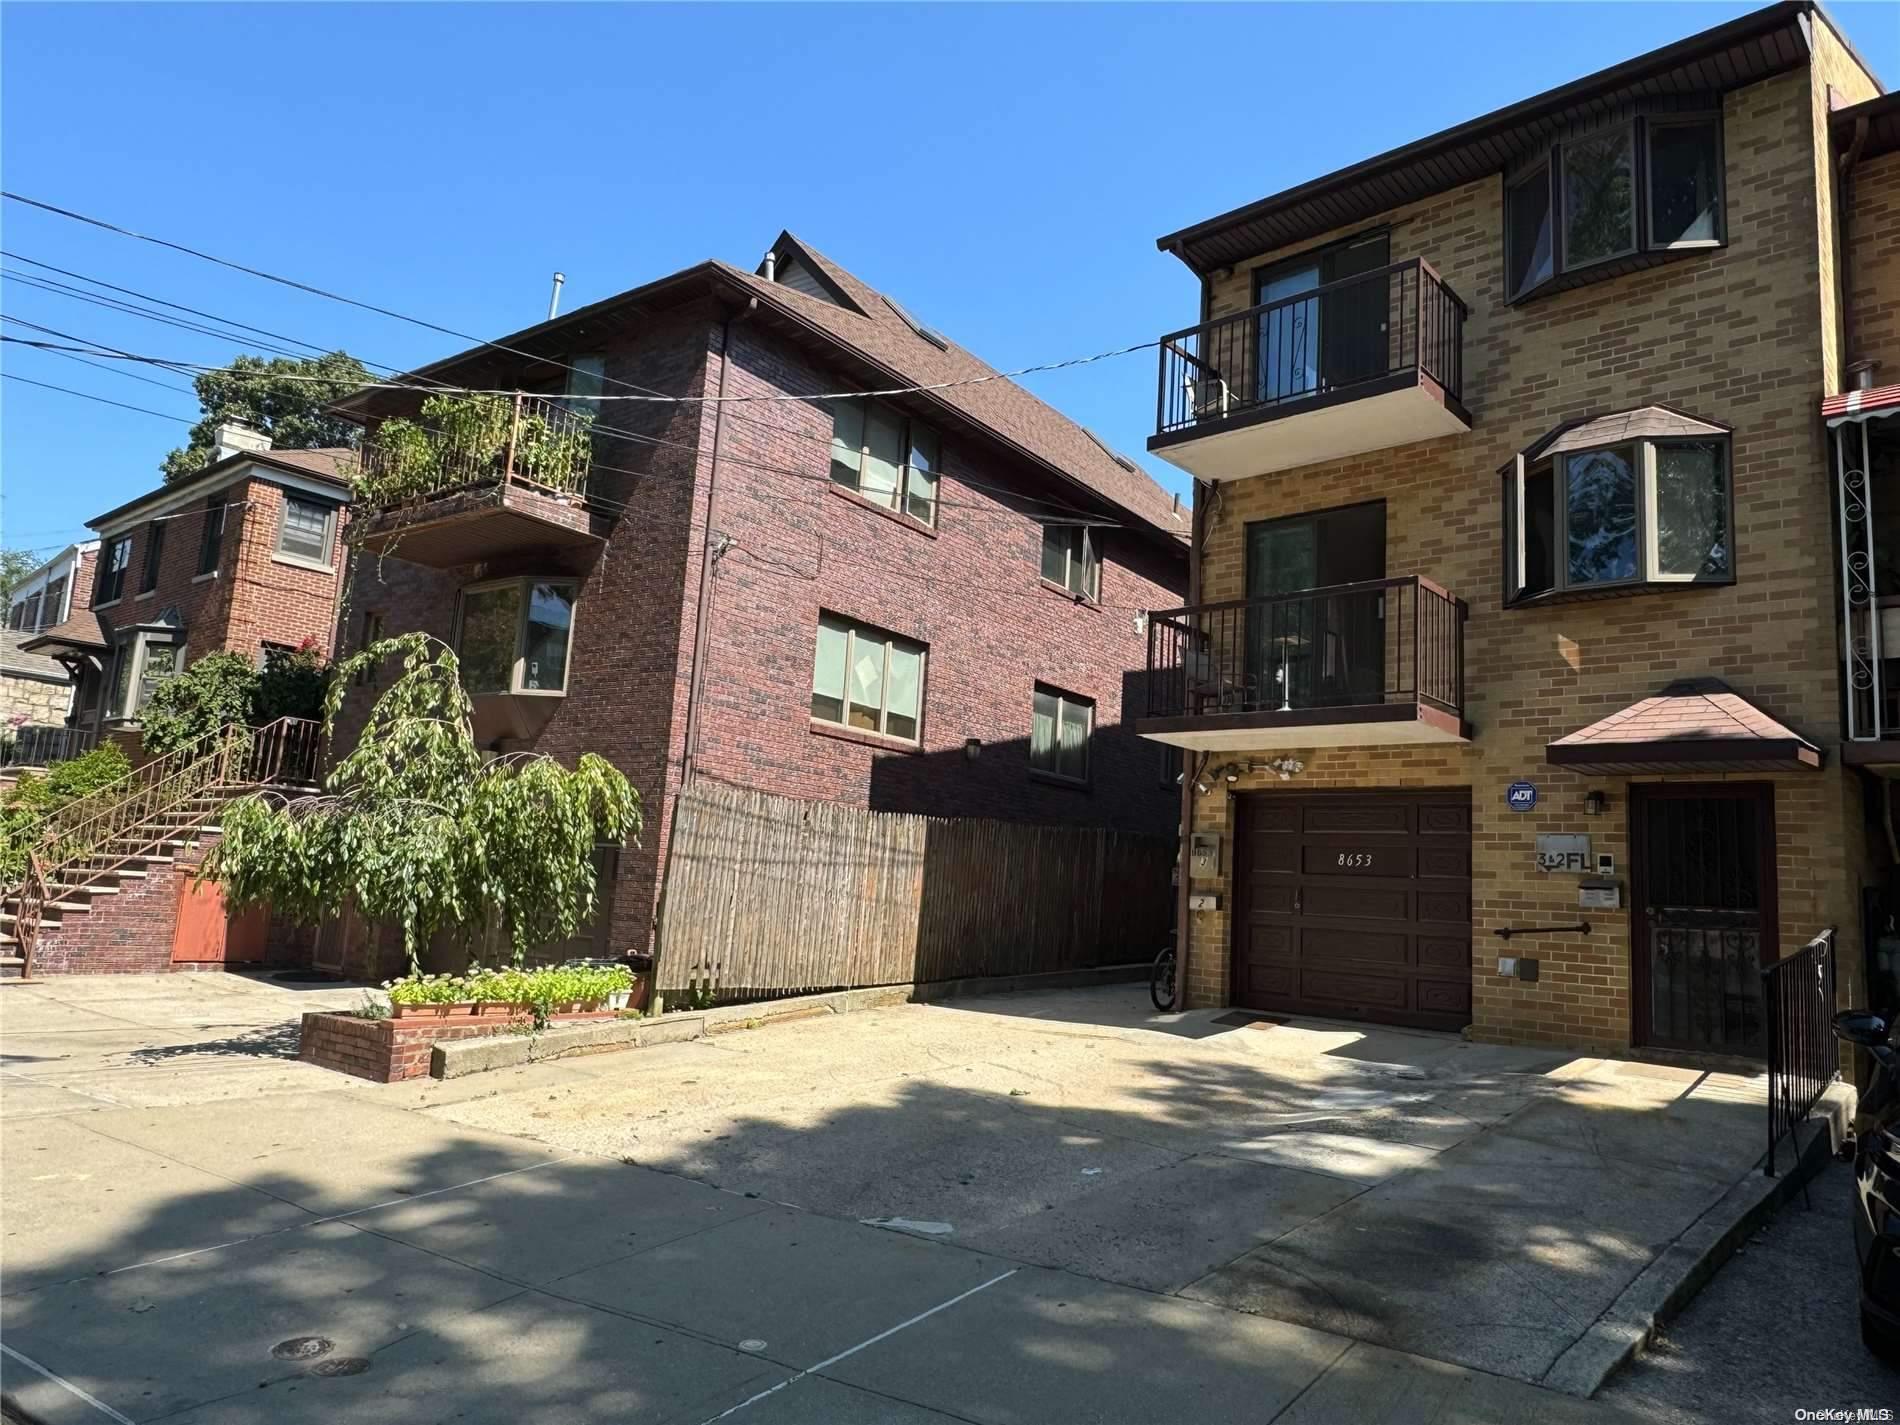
[1137,1,1892,1054]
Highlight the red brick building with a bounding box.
[331,234,1189,962]
[24,427,352,743]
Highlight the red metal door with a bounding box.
[171,877,267,965]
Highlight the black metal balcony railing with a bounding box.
[1,723,91,769]
[1144,576,1466,722]
[1155,259,1466,438]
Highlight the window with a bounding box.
[1561,129,1636,268]
[453,578,578,696]
[1040,525,1101,600]
[7,601,22,630]
[139,522,165,594]
[1648,119,1723,247]
[107,631,183,720]
[1506,165,1554,300]
[563,355,605,417]
[43,576,66,626]
[276,496,336,566]
[828,399,940,526]
[1030,685,1092,783]
[96,535,131,605]
[197,495,227,576]
[1504,411,1731,604]
[809,613,925,742]
[353,611,384,687]
[1506,115,1723,302]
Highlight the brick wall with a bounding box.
[297,1008,615,1082]
[1179,63,1869,1049]
[1848,148,1900,383]
[95,473,348,670]
[31,837,213,976]
[327,304,1186,963]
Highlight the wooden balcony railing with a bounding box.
[1155,258,1466,438]
[1144,576,1466,722]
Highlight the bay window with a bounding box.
[108,629,184,720]
[1504,408,1731,605]
[453,577,578,695]
[1505,112,1724,303]
[828,399,941,526]
[810,613,925,743]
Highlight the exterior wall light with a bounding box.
[963,738,982,761]
[1585,790,1607,816]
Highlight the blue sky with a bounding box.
[3,1,1894,565]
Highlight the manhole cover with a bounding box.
[309,1357,372,1378]
[738,1339,767,1353]
[270,1337,333,1362]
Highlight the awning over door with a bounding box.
[1547,678,1822,775]
[1824,383,1900,426]
[17,610,109,658]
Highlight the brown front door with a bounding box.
[1231,789,1472,1031]
[1632,782,1778,1056]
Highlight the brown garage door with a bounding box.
[1231,789,1472,1032]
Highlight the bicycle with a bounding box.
[1149,939,1177,1013]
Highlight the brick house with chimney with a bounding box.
[323,234,1189,973]
[23,426,353,749]
[1133,0,1890,1055]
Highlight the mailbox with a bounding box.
[1579,879,1622,911]
[1190,833,1221,877]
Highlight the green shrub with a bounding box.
[140,653,258,757]
[140,646,332,758]
[383,963,633,1028]
[0,742,134,884]
[256,642,328,723]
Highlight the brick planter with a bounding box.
[299,1006,630,1084]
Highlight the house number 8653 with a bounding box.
[1336,852,1373,868]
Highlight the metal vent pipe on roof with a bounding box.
[763,251,777,283]
[548,272,565,320]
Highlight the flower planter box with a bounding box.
[302,974,651,1083]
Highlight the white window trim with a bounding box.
[809,614,927,745]
[453,575,579,697]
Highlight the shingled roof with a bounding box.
[716,234,1187,540]
[1547,678,1822,774]
[333,237,1187,547]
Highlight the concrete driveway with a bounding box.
[0,976,1773,1423]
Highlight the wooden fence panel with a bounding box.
[655,780,1172,1001]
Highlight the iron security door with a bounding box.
[1632,783,1778,1056]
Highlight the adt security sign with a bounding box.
[1506,781,1538,813]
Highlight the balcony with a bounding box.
[1148,259,1470,482]
[346,394,604,571]
[1139,576,1469,751]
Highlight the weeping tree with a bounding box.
[204,633,640,972]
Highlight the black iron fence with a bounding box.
[1763,927,1838,1177]
[1154,258,1466,438]
[1144,576,1465,722]
[1,723,90,768]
